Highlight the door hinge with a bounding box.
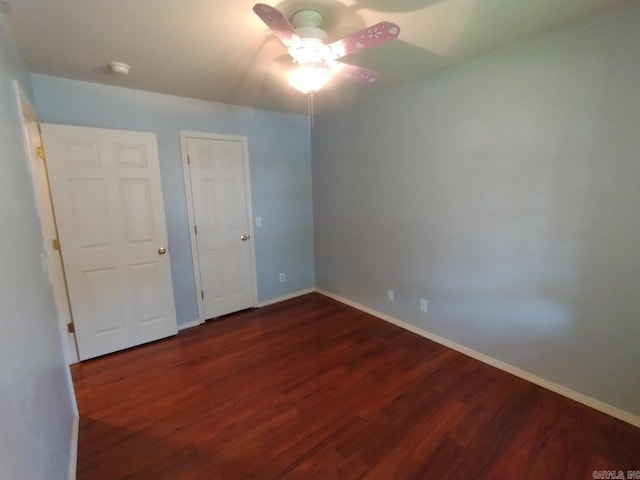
[52,238,61,251]
[194,225,198,235]
[201,290,204,300]
[67,322,75,333]
[187,154,191,165]
[36,146,45,160]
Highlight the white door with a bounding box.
[41,124,178,360]
[185,135,256,319]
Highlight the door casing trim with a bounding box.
[14,81,80,364]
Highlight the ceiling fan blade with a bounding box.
[253,3,300,47]
[336,62,378,84]
[327,21,400,59]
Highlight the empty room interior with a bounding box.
[1,0,639,478]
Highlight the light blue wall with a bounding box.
[0,15,76,480]
[31,75,315,325]
[312,3,640,416]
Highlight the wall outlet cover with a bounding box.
[420,299,428,312]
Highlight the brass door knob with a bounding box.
[158,247,167,254]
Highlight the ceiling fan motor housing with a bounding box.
[289,9,334,64]
[291,9,323,28]
[292,9,328,41]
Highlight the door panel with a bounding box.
[41,124,178,360]
[120,180,154,243]
[186,136,256,319]
[84,267,123,334]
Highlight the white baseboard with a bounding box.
[67,411,79,480]
[178,288,315,329]
[316,288,640,428]
[258,288,316,307]
[178,318,203,331]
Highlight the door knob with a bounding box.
[240,235,249,241]
[158,247,167,254]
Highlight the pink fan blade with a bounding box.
[253,3,299,47]
[327,21,400,59]
[336,62,379,84]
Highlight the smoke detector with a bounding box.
[109,61,131,75]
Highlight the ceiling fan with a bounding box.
[253,3,401,94]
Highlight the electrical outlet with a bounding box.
[255,216,262,227]
[388,289,394,301]
[279,272,286,283]
[420,298,428,312]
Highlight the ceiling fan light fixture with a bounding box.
[288,63,332,94]
[288,37,330,64]
[253,3,400,93]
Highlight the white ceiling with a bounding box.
[4,0,626,114]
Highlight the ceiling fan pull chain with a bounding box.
[308,93,315,129]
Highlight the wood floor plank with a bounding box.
[72,293,640,479]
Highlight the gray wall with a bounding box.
[32,76,315,325]
[312,2,640,416]
[0,16,76,480]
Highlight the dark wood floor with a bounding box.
[71,293,640,479]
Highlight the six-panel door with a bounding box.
[186,136,255,319]
[41,124,178,360]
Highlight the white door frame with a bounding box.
[180,131,258,323]
[13,81,80,364]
